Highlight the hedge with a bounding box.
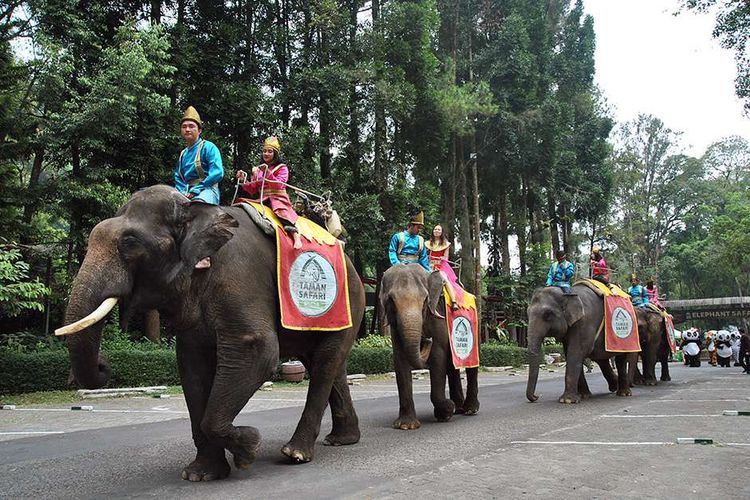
[0,343,565,395]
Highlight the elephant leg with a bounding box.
[615,355,631,397]
[177,336,230,482]
[659,344,671,381]
[596,360,618,392]
[641,347,658,386]
[430,346,455,422]
[448,367,466,413]
[392,346,421,430]
[282,335,351,462]
[560,345,584,404]
[322,365,360,447]
[201,331,278,471]
[578,369,592,399]
[462,367,480,415]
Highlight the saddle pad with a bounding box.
[276,226,352,331]
[444,289,479,369]
[603,295,641,353]
[664,315,678,354]
[237,199,338,246]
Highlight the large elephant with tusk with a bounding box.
[57,185,365,481]
[379,264,479,430]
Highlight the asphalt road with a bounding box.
[1,364,749,499]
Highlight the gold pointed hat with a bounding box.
[409,210,424,226]
[263,136,281,153]
[181,106,203,127]
[630,273,638,281]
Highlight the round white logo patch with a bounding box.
[451,316,474,360]
[611,307,633,339]
[289,251,338,317]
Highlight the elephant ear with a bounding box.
[180,205,239,268]
[563,294,585,327]
[427,270,445,317]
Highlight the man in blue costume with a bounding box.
[174,106,224,205]
[628,274,650,308]
[546,250,575,291]
[388,211,430,272]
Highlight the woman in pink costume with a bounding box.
[426,224,462,310]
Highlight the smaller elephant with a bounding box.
[379,265,479,430]
[631,307,671,386]
[526,285,631,404]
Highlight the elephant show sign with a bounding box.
[603,296,641,353]
[276,228,352,331]
[445,290,480,368]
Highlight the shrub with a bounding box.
[347,346,393,374]
[479,344,528,367]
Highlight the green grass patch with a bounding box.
[0,390,82,406]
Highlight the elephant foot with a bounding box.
[458,399,480,416]
[281,440,314,463]
[323,429,360,447]
[580,390,592,400]
[452,399,466,414]
[393,415,421,430]
[181,454,231,482]
[558,393,581,404]
[434,400,456,422]
[616,388,632,397]
[645,380,658,387]
[229,426,261,470]
[660,375,671,382]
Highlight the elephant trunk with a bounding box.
[398,312,430,370]
[526,318,545,402]
[63,223,131,389]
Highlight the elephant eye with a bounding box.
[118,234,146,261]
[542,310,554,321]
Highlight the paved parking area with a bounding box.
[1,363,748,498]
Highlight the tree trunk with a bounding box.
[499,189,510,274]
[143,309,161,343]
[457,139,473,287]
[547,190,560,253]
[22,143,44,229]
[150,0,161,24]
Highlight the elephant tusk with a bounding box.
[54,298,119,336]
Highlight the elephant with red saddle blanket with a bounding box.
[57,185,365,481]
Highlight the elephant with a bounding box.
[526,285,632,404]
[379,264,479,430]
[57,186,365,481]
[631,307,671,386]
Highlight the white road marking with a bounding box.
[650,399,747,403]
[511,440,750,447]
[9,408,188,415]
[511,440,671,446]
[0,431,65,435]
[600,414,722,418]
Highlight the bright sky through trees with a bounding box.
[584,0,750,155]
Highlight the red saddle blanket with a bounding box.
[603,295,641,353]
[664,315,677,354]
[276,225,352,331]
[445,290,480,368]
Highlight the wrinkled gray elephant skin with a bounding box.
[379,265,479,429]
[62,186,365,481]
[525,285,631,404]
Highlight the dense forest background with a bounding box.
[2,0,749,340]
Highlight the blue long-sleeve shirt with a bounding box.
[174,138,224,205]
[628,284,650,307]
[546,260,575,288]
[388,231,430,272]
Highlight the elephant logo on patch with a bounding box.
[451,316,474,360]
[611,307,633,339]
[289,251,338,317]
